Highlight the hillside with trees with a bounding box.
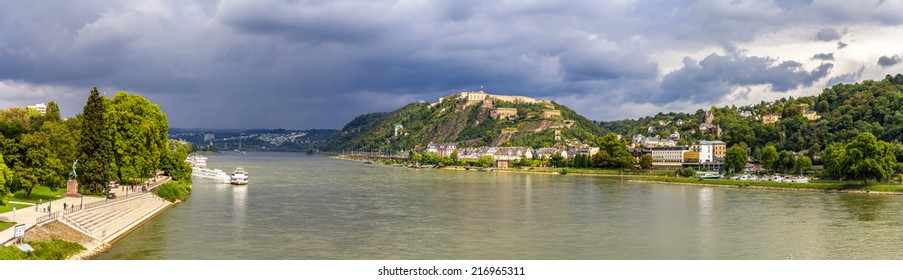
[320,93,606,152]
[599,74,903,168]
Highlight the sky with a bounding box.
[2,0,903,129]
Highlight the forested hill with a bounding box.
[319,93,606,152]
[598,74,903,159]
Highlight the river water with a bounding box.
[96,152,903,259]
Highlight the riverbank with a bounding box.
[332,155,903,195]
[0,176,176,260]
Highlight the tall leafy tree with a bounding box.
[823,132,896,184]
[15,131,62,198]
[591,150,611,168]
[0,153,12,206]
[724,145,748,174]
[843,132,896,184]
[106,92,169,182]
[477,155,495,167]
[778,150,796,173]
[45,101,61,122]
[162,140,192,182]
[638,154,653,169]
[795,155,813,175]
[760,145,778,172]
[77,87,114,194]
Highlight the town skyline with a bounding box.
[2,1,903,129]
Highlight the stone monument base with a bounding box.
[65,180,81,197]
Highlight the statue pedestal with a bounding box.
[65,180,81,197]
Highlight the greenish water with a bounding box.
[97,152,903,259]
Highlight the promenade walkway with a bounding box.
[0,175,173,248]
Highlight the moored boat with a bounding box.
[230,167,250,185]
[187,155,231,184]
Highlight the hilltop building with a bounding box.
[490,108,518,119]
[762,114,781,124]
[26,103,47,115]
[802,110,821,121]
[541,110,561,119]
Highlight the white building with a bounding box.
[26,103,47,115]
[694,140,727,163]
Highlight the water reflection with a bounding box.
[97,153,903,260]
[697,187,714,258]
[837,194,890,222]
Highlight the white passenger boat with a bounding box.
[187,155,231,184]
[230,167,249,185]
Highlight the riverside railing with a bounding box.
[33,176,172,225]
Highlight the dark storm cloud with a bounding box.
[878,55,902,67]
[815,28,841,41]
[1,0,902,128]
[812,53,835,61]
[826,66,865,87]
[656,52,832,104]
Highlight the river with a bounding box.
[96,152,903,259]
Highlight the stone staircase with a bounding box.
[64,193,170,240]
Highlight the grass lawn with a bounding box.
[0,186,67,214]
[633,176,903,192]
[0,239,84,260]
[0,221,14,231]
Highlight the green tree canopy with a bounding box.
[760,145,778,172]
[107,92,169,182]
[724,145,748,174]
[638,154,653,169]
[77,87,114,194]
[823,132,896,184]
[0,153,12,206]
[162,140,192,182]
[795,154,813,175]
[477,155,495,167]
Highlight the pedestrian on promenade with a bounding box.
[64,203,68,211]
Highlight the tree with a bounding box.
[760,145,778,172]
[549,153,565,167]
[844,132,896,184]
[638,154,653,169]
[162,140,192,182]
[477,155,495,168]
[778,150,796,173]
[450,150,459,163]
[823,132,897,184]
[724,145,748,174]
[611,148,636,169]
[77,87,114,194]
[410,152,422,165]
[45,101,61,122]
[591,150,611,168]
[795,154,813,175]
[107,92,169,182]
[0,153,12,206]
[13,130,63,198]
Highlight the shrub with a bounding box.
[154,181,192,202]
[676,168,696,177]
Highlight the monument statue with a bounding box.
[66,159,81,197]
[69,159,78,181]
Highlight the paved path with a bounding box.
[0,175,172,246]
